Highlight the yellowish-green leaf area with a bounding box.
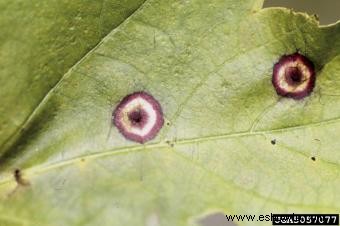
[1,0,340,225]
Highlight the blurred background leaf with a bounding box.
[264,0,340,24]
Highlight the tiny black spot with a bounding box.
[14,169,21,180]
[14,169,30,186]
[311,156,316,161]
[166,122,171,126]
[271,139,276,145]
[165,140,174,147]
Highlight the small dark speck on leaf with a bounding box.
[165,140,174,147]
[311,156,316,161]
[14,169,20,180]
[271,139,276,145]
[14,169,30,186]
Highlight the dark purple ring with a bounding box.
[272,52,315,100]
[113,91,164,143]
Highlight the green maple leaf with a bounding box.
[0,0,340,226]
[0,0,145,151]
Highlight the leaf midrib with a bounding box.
[1,114,340,186]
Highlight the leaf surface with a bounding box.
[1,0,340,226]
[0,0,145,151]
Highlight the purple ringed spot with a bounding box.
[272,52,315,99]
[113,91,164,143]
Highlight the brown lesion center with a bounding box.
[128,110,143,125]
[284,66,305,86]
[127,107,148,128]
